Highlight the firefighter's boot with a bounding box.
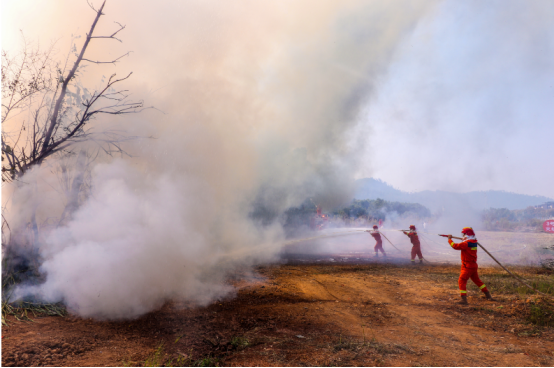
[457,295,468,305]
[419,259,423,264]
[484,291,495,301]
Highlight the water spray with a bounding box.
[283,229,366,245]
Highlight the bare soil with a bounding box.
[2,254,554,367]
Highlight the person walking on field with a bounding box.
[366,225,386,257]
[447,227,494,305]
[403,225,423,264]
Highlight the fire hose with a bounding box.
[375,231,403,254]
[283,229,366,245]
[282,228,551,298]
[438,234,552,299]
[383,229,433,263]
[285,229,405,257]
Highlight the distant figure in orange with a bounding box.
[403,225,423,264]
[366,225,386,257]
[447,227,494,305]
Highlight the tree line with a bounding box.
[281,198,431,234]
[481,204,554,231]
[332,198,431,220]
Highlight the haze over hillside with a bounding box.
[355,178,553,213]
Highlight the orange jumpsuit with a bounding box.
[448,238,489,296]
[370,231,386,256]
[406,231,422,261]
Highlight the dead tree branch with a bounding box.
[82,51,130,65]
[41,0,107,157]
[90,21,125,42]
[1,0,147,181]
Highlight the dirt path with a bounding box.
[283,265,552,366]
[2,260,554,366]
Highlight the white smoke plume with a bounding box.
[3,1,436,319]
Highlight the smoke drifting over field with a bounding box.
[5,1,435,319]
[358,0,554,199]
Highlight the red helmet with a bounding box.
[461,227,475,236]
[409,225,416,230]
[373,225,378,229]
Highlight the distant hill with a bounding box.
[354,178,553,212]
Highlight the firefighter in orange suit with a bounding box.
[366,225,386,257]
[403,225,423,264]
[447,227,494,304]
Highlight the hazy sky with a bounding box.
[3,0,553,199]
[355,0,554,198]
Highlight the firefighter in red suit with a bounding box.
[447,227,494,304]
[366,225,386,257]
[403,225,423,264]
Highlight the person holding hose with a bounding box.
[403,225,423,264]
[366,225,386,257]
[447,227,494,304]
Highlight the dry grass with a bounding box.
[411,264,554,328]
[142,343,202,367]
[2,301,66,325]
[322,262,554,329]
[2,270,66,326]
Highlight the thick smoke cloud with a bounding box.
[4,1,435,319]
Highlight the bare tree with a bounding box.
[1,0,144,183]
[55,149,98,225]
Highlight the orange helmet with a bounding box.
[409,225,416,230]
[373,225,378,229]
[461,227,475,236]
